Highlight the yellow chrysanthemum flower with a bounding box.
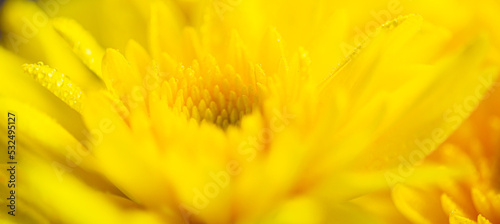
[0,0,499,223]
[390,76,500,224]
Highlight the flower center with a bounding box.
[159,57,264,128]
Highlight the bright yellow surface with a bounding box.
[0,0,499,223]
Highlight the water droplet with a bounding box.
[37,72,45,80]
[63,90,69,99]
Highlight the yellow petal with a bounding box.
[148,0,185,60]
[450,213,477,224]
[52,17,105,79]
[51,0,148,51]
[0,46,85,138]
[392,184,448,224]
[0,0,99,89]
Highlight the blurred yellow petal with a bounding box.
[1,0,499,223]
[0,0,100,89]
